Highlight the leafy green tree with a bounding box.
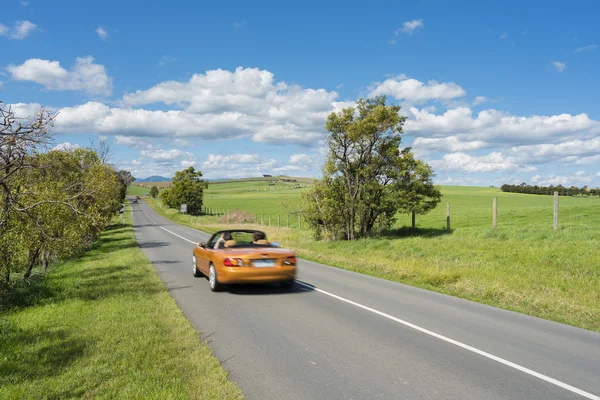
[395,154,442,228]
[303,96,440,240]
[160,167,206,215]
[149,186,159,198]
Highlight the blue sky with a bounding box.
[2,0,600,186]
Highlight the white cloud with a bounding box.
[20,0,29,6]
[473,96,488,106]
[552,61,567,72]
[396,19,423,35]
[7,56,112,95]
[532,174,594,187]
[52,142,81,151]
[412,136,489,152]
[499,32,508,40]
[0,20,37,39]
[233,21,246,30]
[201,153,281,178]
[574,45,598,53]
[96,26,108,40]
[429,152,536,173]
[114,135,156,150]
[511,138,600,164]
[158,55,176,66]
[368,75,465,103]
[140,149,195,162]
[405,107,599,144]
[289,153,315,165]
[181,160,197,167]
[120,67,340,145]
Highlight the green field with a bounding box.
[0,206,242,399]
[132,182,600,332]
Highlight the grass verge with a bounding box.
[137,195,600,333]
[0,205,243,399]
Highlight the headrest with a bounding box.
[224,240,237,248]
[255,239,269,245]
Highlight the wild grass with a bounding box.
[0,206,243,399]
[131,183,600,332]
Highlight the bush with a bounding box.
[218,210,256,224]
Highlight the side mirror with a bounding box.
[271,241,280,247]
[199,242,206,248]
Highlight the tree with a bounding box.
[149,186,159,198]
[160,167,206,215]
[115,170,136,201]
[395,154,442,228]
[303,96,440,240]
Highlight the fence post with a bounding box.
[411,211,416,229]
[446,202,451,230]
[278,215,280,227]
[492,197,497,229]
[554,191,559,231]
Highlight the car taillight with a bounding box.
[224,258,244,267]
[284,256,296,265]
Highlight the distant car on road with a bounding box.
[192,229,296,292]
[135,196,140,200]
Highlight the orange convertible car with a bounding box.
[192,229,297,291]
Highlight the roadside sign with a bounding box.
[180,204,187,214]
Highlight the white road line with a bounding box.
[293,281,599,400]
[154,224,600,400]
[160,226,197,245]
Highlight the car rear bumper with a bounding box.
[218,265,296,284]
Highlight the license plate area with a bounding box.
[252,259,276,268]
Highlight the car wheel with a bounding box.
[208,264,222,292]
[192,256,203,277]
[280,280,294,289]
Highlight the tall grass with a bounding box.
[0,206,243,399]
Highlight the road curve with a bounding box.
[131,199,600,400]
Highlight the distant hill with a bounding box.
[136,176,170,183]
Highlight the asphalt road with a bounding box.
[131,199,600,400]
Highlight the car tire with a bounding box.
[208,264,222,292]
[280,280,294,289]
[192,256,203,277]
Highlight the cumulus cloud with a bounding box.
[96,26,108,40]
[52,142,81,151]
[396,19,423,35]
[140,149,195,162]
[511,138,600,164]
[473,96,488,106]
[499,32,508,40]
[368,75,465,103]
[7,56,112,95]
[405,107,599,144]
[119,67,341,145]
[429,152,536,173]
[412,136,489,152]
[552,61,567,72]
[531,173,594,186]
[0,20,37,39]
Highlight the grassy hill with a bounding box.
[131,181,600,332]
